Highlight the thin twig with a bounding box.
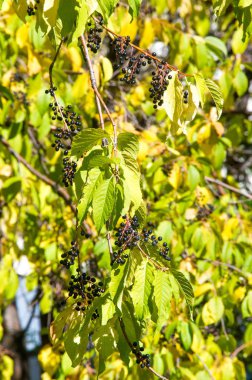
[137,244,169,272]
[119,318,169,380]
[0,137,92,234]
[220,317,229,340]
[230,340,252,359]
[205,176,252,200]
[78,35,105,131]
[198,258,247,278]
[195,353,215,380]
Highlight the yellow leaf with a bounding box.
[38,345,60,376]
[196,186,213,205]
[194,283,214,297]
[28,47,41,75]
[67,47,82,72]
[16,24,28,48]
[212,121,224,136]
[168,163,181,190]
[100,56,113,82]
[222,218,240,240]
[140,19,155,48]
[72,73,90,99]
[233,287,246,302]
[197,123,211,143]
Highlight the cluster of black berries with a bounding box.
[68,272,104,319]
[60,240,79,269]
[202,324,219,337]
[86,19,103,53]
[196,204,214,220]
[112,215,140,265]
[112,216,171,265]
[120,54,152,84]
[142,228,171,261]
[13,91,29,106]
[80,228,92,238]
[62,158,77,187]
[149,64,172,109]
[50,104,82,155]
[132,341,151,368]
[111,36,131,69]
[27,1,39,16]
[45,86,57,97]
[183,90,189,104]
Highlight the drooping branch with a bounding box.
[205,176,252,200]
[230,340,252,359]
[92,16,193,78]
[0,137,92,234]
[119,318,169,380]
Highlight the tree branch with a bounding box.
[230,340,252,359]
[92,16,192,78]
[205,176,252,200]
[197,258,248,278]
[0,137,92,234]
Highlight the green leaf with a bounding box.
[231,27,249,54]
[109,259,130,310]
[181,84,200,124]
[64,314,90,367]
[118,132,139,158]
[179,321,192,351]
[56,0,80,39]
[238,0,252,7]
[121,153,142,211]
[72,0,98,42]
[97,0,118,19]
[205,36,228,59]
[0,85,14,102]
[100,56,113,82]
[205,78,224,119]
[187,165,200,191]
[92,177,115,231]
[42,0,60,28]
[128,0,143,19]
[2,177,22,203]
[50,305,75,344]
[153,270,172,329]
[71,128,109,158]
[194,73,208,107]
[77,168,102,224]
[130,259,154,320]
[93,322,117,374]
[202,296,224,325]
[233,70,248,96]
[163,72,183,126]
[170,269,194,318]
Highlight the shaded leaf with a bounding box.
[92,177,115,231]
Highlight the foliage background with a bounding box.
[0,0,252,379]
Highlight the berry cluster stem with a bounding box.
[49,38,69,129]
[137,244,169,272]
[118,318,169,380]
